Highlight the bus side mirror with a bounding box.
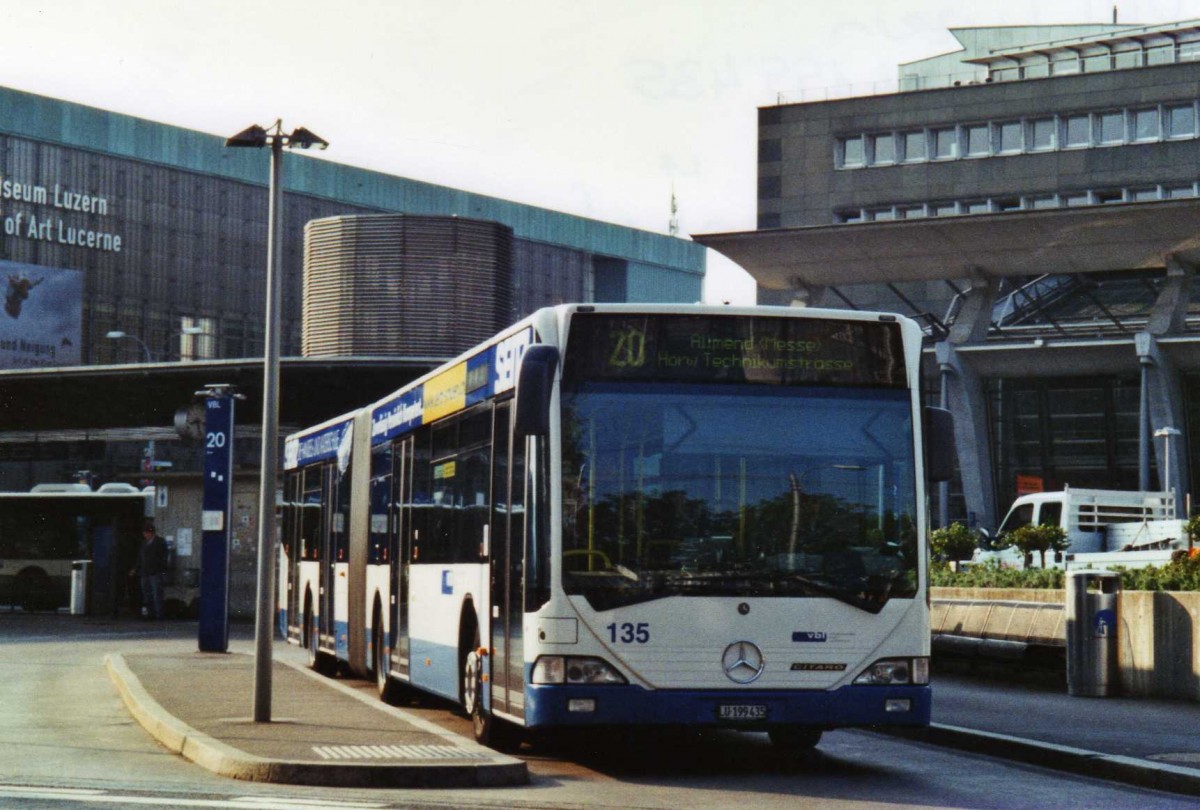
[924,406,955,483]
[515,345,559,437]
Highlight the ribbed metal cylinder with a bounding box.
[303,214,515,357]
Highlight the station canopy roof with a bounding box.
[0,356,439,442]
[694,200,1200,294]
[961,19,1200,66]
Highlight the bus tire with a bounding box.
[474,699,521,751]
[373,601,403,704]
[304,592,336,677]
[768,726,822,751]
[460,624,520,750]
[461,625,481,718]
[16,568,55,613]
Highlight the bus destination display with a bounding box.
[564,313,907,387]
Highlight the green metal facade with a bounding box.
[0,85,703,276]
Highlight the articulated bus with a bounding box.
[279,304,953,749]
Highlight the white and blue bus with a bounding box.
[279,304,953,750]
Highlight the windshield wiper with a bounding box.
[777,571,889,614]
[662,569,890,614]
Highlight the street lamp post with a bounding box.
[107,330,156,470]
[178,324,204,361]
[1155,426,1183,508]
[105,330,153,363]
[226,120,328,723]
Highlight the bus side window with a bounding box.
[410,428,433,562]
[369,445,391,563]
[301,467,323,561]
[282,472,299,560]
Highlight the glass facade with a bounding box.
[0,128,700,368]
[987,377,1142,509]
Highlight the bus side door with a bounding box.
[393,436,413,677]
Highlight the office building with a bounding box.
[700,19,1200,529]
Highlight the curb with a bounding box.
[104,653,528,787]
[883,723,1200,797]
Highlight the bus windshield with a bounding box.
[560,383,919,612]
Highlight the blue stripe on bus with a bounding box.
[334,620,350,661]
[287,419,353,469]
[523,684,931,729]
[408,637,461,702]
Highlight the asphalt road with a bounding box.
[0,612,1194,809]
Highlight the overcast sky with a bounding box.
[2,0,1196,303]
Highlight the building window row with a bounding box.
[835,181,1200,224]
[835,102,1200,169]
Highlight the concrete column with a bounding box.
[1139,360,1152,491]
[788,277,828,308]
[1146,256,1194,336]
[1135,332,1189,516]
[936,269,1001,530]
[935,341,998,532]
[948,270,1002,345]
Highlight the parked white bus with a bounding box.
[279,304,953,749]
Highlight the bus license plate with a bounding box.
[718,704,767,721]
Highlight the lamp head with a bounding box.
[105,330,126,339]
[225,124,269,148]
[288,126,329,150]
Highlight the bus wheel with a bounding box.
[768,726,822,751]
[304,596,335,676]
[374,605,403,704]
[16,568,55,613]
[474,699,521,751]
[462,627,482,719]
[462,629,520,750]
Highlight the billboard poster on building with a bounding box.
[0,260,82,369]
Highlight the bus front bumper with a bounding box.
[523,683,931,730]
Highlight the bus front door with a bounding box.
[489,402,526,720]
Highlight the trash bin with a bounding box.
[69,560,91,616]
[1065,570,1120,697]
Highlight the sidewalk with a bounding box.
[106,650,527,788]
[886,670,1200,797]
[107,638,1200,795]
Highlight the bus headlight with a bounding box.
[853,657,929,686]
[531,656,628,685]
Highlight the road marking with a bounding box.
[0,784,386,809]
[1148,752,1200,764]
[312,743,484,760]
[232,798,387,808]
[282,659,501,756]
[0,786,105,796]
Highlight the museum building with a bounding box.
[0,83,704,486]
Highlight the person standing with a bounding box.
[135,521,169,619]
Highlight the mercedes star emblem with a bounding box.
[721,640,765,684]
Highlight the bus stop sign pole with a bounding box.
[198,385,238,653]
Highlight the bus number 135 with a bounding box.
[607,622,650,644]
